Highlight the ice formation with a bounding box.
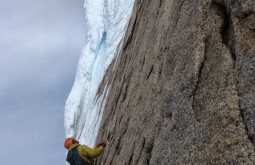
[64,0,134,147]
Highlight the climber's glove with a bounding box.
[96,141,107,148]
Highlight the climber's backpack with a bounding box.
[66,145,87,165]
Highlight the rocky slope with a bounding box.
[95,0,255,164]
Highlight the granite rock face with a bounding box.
[95,0,255,164]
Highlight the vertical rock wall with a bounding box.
[96,0,255,164]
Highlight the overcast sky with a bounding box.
[0,0,84,164]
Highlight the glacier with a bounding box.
[64,0,135,147]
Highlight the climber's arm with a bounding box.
[78,145,105,158]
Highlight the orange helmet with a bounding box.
[64,138,79,149]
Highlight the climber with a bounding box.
[64,137,107,165]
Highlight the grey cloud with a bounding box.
[0,0,84,164]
